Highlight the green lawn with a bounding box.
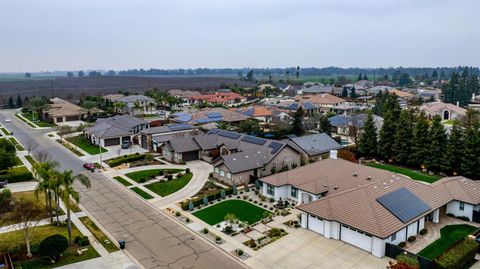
[16,113,37,128]
[113,176,132,186]
[125,169,184,183]
[66,135,107,155]
[130,187,154,199]
[17,246,100,269]
[9,137,25,151]
[193,200,268,225]
[365,163,442,183]
[145,173,192,197]
[25,155,37,166]
[20,112,56,127]
[79,216,119,253]
[14,156,23,166]
[1,127,10,135]
[418,224,478,260]
[56,139,85,157]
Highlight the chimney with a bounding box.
[456,101,460,107]
[330,150,338,159]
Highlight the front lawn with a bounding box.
[15,113,36,128]
[20,112,57,127]
[417,224,478,260]
[125,168,184,183]
[66,135,107,155]
[130,187,154,199]
[1,127,10,135]
[365,163,442,183]
[193,200,268,225]
[145,173,192,197]
[113,176,132,186]
[16,246,100,269]
[79,216,119,253]
[25,155,37,166]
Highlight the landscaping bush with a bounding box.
[107,153,148,167]
[268,228,282,237]
[166,174,173,180]
[419,229,427,235]
[0,166,33,183]
[436,239,479,269]
[398,241,406,248]
[224,225,233,234]
[215,236,221,242]
[456,216,470,221]
[186,218,190,223]
[202,228,209,234]
[269,198,274,203]
[396,254,420,269]
[79,236,90,246]
[39,234,69,260]
[175,211,181,217]
[74,235,83,244]
[139,177,146,183]
[185,168,190,173]
[180,188,233,210]
[236,249,243,256]
[407,236,416,242]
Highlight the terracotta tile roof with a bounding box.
[386,89,413,98]
[421,101,467,116]
[295,94,345,105]
[189,92,246,103]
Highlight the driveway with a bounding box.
[245,229,390,269]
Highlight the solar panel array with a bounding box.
[168,124,192,131]
[175,115,193,122]
[218,130,241,139]
[303,102,315,110]
[268,141,283,154]
[208,129,220,134]
[376,187,431,223]
[241,135,267,145]
[195,118,222,124]
[206,112,223,118]
[288,103,299,110]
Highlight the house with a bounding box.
[103,94,125,103]
[259,157,480,258]
[386,89,413,100]
[140,124,197,152]
[420,101,467,121]
[233,106,290,122]
[41,98,88,124]
[113,95,156,116]
[169,108,250,127]
[84,115,149,147]
[168,89,201,106]
[301,85,334,95]
[188,92,247,106]
[295,94,346,109]
[417,88,442,101]
[329,114,384,136]
[284,133,343,161]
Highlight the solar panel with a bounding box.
[208,129,220,134]
[288,103,299,110]
[206,112,222,118]
[268,141,283,154]
[303,102,315,110]
[168,124,192,131]
[218,130,241,139]
[175,115,192,122]
[376,187,431,223]
[241,135,267,145]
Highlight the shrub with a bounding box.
[176,172,183,178]
[446,213,455,217]
[175,211,181,217]
[30,243,40,254]
[158,170,165,176]
[186,168,190,173]
[107,153,148,167]
[407,236,416,242]
[259,195,266,202]
[248,199,253,202]
[215,236,221,242]
[236,249,244,256]
[186,218,190,223]
[436,239,479,269]
[268,228,282,237]
[398,241,406,248]
[39,234,69,259]
[224,225,233,234]
[74,235,83,244]
[396,254,420,269]
[79,236,90,246]
[253,200,258,204]
[419,229,427,235]
[202,228,209,234]
[139,177,146,183]
[269,198,274,203]
[456,216,470,221]
[180,188,234,210]
[0,166,33,183]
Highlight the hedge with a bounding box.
[0,166,33,183]
[107,153,150,167]
[181,188,233,210]
[435,239,479,269]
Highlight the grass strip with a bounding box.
[130,187,154,199]
[113,176,132,186]
[79,216,119,253]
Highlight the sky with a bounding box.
[1,0,479,72]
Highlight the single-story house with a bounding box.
[329,114,383,136]
[113,95,157,116]
[42,98,87,124]
[170,107,250,127]
[84,115,149,147]
[233,106,290,123]
[162,136,201,163]
[140,124,197,152]
[420,101,467,121]
[188,92,247,106]
[295,94,346,109]
[284,133,343,161]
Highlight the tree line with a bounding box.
[359,93,480,179]
[443,68,480,106]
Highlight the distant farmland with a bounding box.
[0,76,255,103]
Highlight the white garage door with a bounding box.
[308,215,324,235]
[340,225,372,252]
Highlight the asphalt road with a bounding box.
[0,109,245,269]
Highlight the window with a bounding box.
[291,187,298,198]
[267,184,275,196]
[459,202,465,211]
[220,170,225,177]
[226,172,232,180]
[391,232,397,242]
[214,167,219,174]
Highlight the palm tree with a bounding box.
[80,100,97,116]
[58,171,91,243]
[33,160,60,224]
[29,96,50,122]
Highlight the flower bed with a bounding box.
[243,228,288,251]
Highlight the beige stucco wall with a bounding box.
[260,146,300,177]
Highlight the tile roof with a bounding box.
[118,95,155,103]
[295,94,345,105]
[170,107,249,125]
[288,133,343,156]
[167,136,201,153]
[421,101,467,116]
[44,98,86,117]
[86,115,148,139]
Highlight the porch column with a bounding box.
[433,208,440,223]
[301,213,307,228]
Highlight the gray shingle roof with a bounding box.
[86,115,148,139]
[289,133,343,156]
[118,95,154,103]
[167,137,201,153]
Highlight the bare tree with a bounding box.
[56,125,72,141]
[34,149,52,163]
[1,199,44,257]
[24,138,38,155]
[348,116,361,150]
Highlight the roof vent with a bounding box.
[366,176,372,181]
[352,173,358,177]
[334,186,338,190]
[324,184,327,187]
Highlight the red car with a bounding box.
[83,163,96,170]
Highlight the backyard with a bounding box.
[66,135,107,155]
[145,172,192,197]
[125,168,184,183]
[193,199,268,225]
[417,224,478,260]
[365,163,442,183]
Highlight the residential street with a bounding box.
[0,109,245,269]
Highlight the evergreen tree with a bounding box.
[318,115,332,136]
[341,87,348,97]
[411,112,430,168]
[393,110,414,164]
[432,69,438,80]
[461,123,480,180]
[350,86,357,98]
[292,107,305,136]
[378,111,397,161]
[426,115,447,172]
[8,96,14,108]
[357,73,362,81]
[442,123,464,175]
[16,95,23,108]
[359,112,377,157]
[398,73,410,86]
[363,74,368,80]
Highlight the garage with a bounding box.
[308,215,324,235]
[66,115,80,121]
[182,151,198,162]
[56,117,64,122]
[104,137,120,146]
[340,225,372,252]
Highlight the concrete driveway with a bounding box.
[245,229,390,269]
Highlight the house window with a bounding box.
[220,170,225,177]
[459,202,465,211]
[391,232,397,242]
[267,184,275,196]
[214,167,219,174]
[291,187,298,198]
[226,172,232,180]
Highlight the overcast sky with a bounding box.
[1,0,479,72]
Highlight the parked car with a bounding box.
[5,118,11,123]
[121,141,131,149]
[83,163,96,171]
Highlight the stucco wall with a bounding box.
[447,200,473,221]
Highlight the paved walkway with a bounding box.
[4,181,38,192]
